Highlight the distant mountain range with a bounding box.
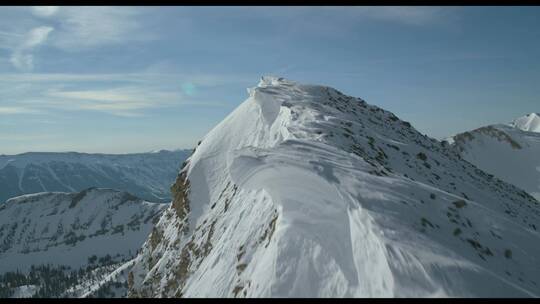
[0,150,191,203]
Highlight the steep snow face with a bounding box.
[128,77,540,298]
[450,122,540,201]
[0,188,166,274]
[511,113,540,133]
[0,150,190,203]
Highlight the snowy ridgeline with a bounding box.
[0,149,191,203]
[449,114,540,201]
[0,188,167,298]
[126,76,540,298]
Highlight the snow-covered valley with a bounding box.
[0,150,190,204]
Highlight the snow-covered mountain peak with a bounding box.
[257,75,289,87]
[128,78,540,298]
[257,75,346,93]
[449,114,540,202]
[511,112,540,133]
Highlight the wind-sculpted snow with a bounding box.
[0,150,190,203]
[128,77,540,297]
[229,140,395,296]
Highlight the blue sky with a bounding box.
[1,6,539,154]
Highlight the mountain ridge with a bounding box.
[126,77,540,297]
[449,116,540,201]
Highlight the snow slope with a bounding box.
[127,77,540,298]
[9,285,39,298]
[72,259,136,298]
[0,150,191,203]
[449,117,540,201]
[0,188,166,274]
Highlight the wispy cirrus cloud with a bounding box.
[30,6,59,17]
[2,6,151,70]
[0,70,244,117]
[9,25,54,71]
[49,6,151,50]
[0,106,41,115]
[41,84,228,117]
[21,26,54,49]
[42,86,186,117]
[0,71,253,86]
[2,6,456,72]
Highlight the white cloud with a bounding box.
[0,73,142,83]
[22,26,54,48]
[9,51,33,71]
[0,69,248,117]
[0,71,254,87]
[0,106,39,115]
[14,82,226,117]
[50,7,149,50]
[3,7,148,70]
[30,6,59,17]
[9,26,53,71]
[42,86,192,116]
